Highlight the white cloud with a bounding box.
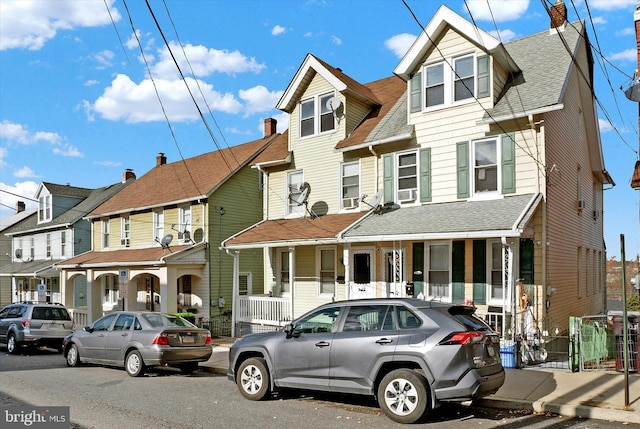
[589,0,636,11]
[331,36,342,45]
[0,121,62,145]
[0,147,6,168]
[610,49,637,62]
[14,166,36,178]
[489,28,517,42]
[464,0,529,22]
[126,30,140,50]
[616,28,634,36]
[599,118,613,132]
[0,181,39,218]
[91,74,243,123]
[52,143,83,157]
[95,50,115,68]
[95,160,122,167]
[84,79,100,86]
[0,0,120,51]
[152,42,266,80]
[591,16,607,25]
[272,25,286,36]
[384,33,417,58]
[239,85,284,116]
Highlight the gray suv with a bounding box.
[0,302,74,354]
[228,298,505,424]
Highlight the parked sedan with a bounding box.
[228,298,504,424]
[63,311,212,376]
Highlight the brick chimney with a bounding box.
[156,153,167,166]
[122,168,136,183]
[550,0,567,32]
[16,201,25,213]
[264,118,277,137]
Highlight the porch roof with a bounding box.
[342,193,542,242]
[0,259,62,277]
[222,211,370,249]
[54,244,200,269]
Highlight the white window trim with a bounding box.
[101,220,110,250]
[121,216,131,248]
[178,204,192,243]
[102,275,118,306]
[396,150,419,205]
[316,246,337,296]
[276,248,292,296]
[426,241,452,302]
[38,194,52,223]
[469,136,503,201]
[239,272,252,296]
[422,52,477,112]
[487,240,504,305]
[339,160,361,211]
[286,170,305,218]
[299,91,337,139]
[153,210,164,246]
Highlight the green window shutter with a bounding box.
[477,55,490,98]
[452,241,465,304]
[519,238,534,285]
[472,240,486,305]
[501,133,516,194]
[456,141,469,199]
[383,153,394,204]
[419,148,431,202]
[410,72,422,113]
[412,242,425,297]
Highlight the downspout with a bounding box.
[224,248,239,338]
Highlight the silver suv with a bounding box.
[228,298,505,424]
[0,302,75,354]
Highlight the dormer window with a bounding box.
[300,92,336,138]
[38,194,52,223]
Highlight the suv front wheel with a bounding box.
[377,369,429,424]
[7,333,19,354]
[237,357,270,400]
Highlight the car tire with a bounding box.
[377,369,429,424]
[125,350,146,377]
[66,343,81,367]
[7,333,19,355]
[237,357,270,401]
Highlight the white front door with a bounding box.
[349,248,375,299]
[383,249,405,298]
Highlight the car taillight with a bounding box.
[439,331,483,345]
[152,333,170,345]
[205,332,212,345]
[21,319,30,329]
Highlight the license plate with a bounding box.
[182,335,195,344]
[48,323,60,330]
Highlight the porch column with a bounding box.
[289,247,295,320]
[60,271,71,309]
[230,250,239,338]
[86,269,101,324]
[159,267,173,313]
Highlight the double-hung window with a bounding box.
[46,233,51,258]
[300,93,336,137]
[473,137,499,194]
[425,63,445,107]
[60,231,66,257]
[153,210,164,246]
[428,243,450,300]
[341,161,360,210]
[121,216,131,248]
[178,205,192,243]
[318,247,336,295]
[278,249,291,295]
[38,194,52,223]
[287,170,305,217]
[489,241,504,303]
[101,220,110,249]
[397,152,417,202]
[454,55,474,101]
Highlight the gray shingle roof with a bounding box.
[484,21,585,121]
[343,194,541,239]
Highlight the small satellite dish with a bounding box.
[365,191,383,209]
[160,234,173,248]
[183,230,191,242]
[15,248,22,259]
[326,96,341,112]
[294,187,309,206]
[192,228,204,243]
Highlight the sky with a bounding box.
[0,0,638,260]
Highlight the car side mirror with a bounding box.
[283,323,299,339]
[83,326,93,333]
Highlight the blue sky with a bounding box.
[0,0,638,260]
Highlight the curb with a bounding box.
[476,397,640,425]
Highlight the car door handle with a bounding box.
[376,338,393,344]
[314,341,330,348]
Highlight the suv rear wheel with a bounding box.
[377,369,429,424]
[7,333,19,354]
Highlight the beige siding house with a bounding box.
[222,3,614,342]
[57,127,277,326]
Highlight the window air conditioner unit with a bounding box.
[120,238,130,247]
[397,189,417,202]
[592,210,599,220]
[577,199,585,210]
[342,197,358,209]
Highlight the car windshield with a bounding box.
[142,313,195,328]
[32,307,71,321]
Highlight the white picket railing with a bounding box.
[235,296,291,326]
[69,308,88,330]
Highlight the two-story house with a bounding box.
[222,3,613,341]
[1,177,134,310]
[56,125,278,326]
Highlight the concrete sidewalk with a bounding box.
[201,346,640,425]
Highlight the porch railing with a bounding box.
[69,308,88,330]
[235,295,291,326]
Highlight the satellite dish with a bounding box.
[365,191,383,209]
[294,187,309,206]
[160,234,173,248]
[183,230,191,242]
[192,228,204,243]
[15,248,22,259]
[326,96,341,112]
